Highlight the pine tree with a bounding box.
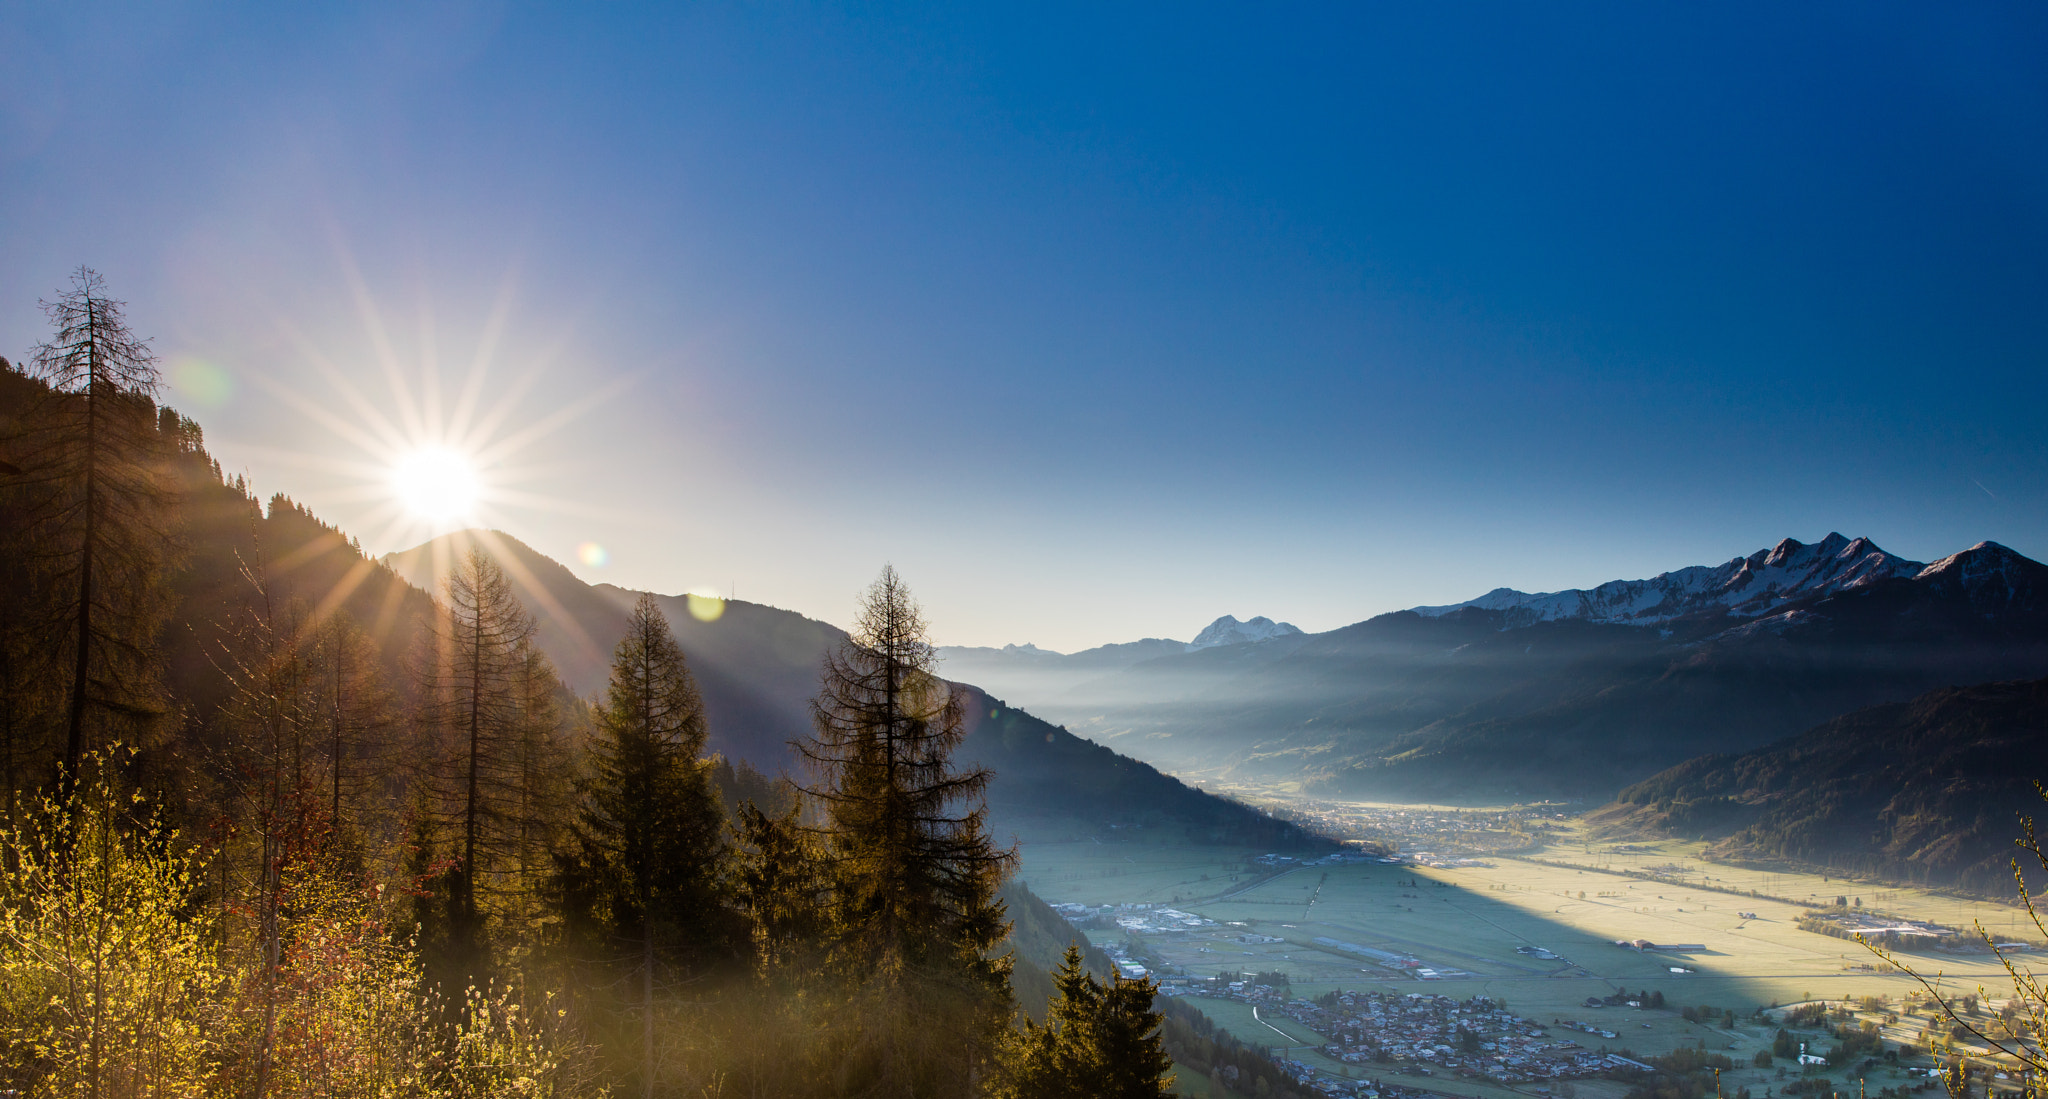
[12,270,176,806]
[569,592,727,1098]
[996,945,1176,1099]
[796,565,1015,1095]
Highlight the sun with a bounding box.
[390,446,480,523]
[247,257,636,562]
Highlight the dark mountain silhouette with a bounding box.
[1594,676,2048,891]
[980,536,2048,802]
[385,530,1321,848]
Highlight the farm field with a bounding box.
[1016,833,2037,1099]
[1522,835,2040,945]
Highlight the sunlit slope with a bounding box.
[386,530,838,770]
[385,530,1323,848]
[1596,675,2048,890]
[1013,540,2048,802]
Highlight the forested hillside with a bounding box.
[386,528,1323,848]
[0,277,1205,1097]
[1596,677,2048,891]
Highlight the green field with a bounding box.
[1017,832,2034,1099]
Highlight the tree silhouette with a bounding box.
[16,269,174,806]
[566,592,726,1098]
[416,548,536,959]
[797,565,1015,1094]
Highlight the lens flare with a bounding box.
[169,357,235,406]
[686,591,726,622]
[577,542,609,567]
[390,447,479,523]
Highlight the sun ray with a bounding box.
[308,556,386,627]
[458,356,555,456]
[325,222,427,445]
[269,319,414,456]
[252,243,623,572]
[447,264,522,445]
[482,487,650,524]
[414,292,445,447]
[471,373,635,468]
[467,528,607,668]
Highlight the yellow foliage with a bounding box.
[0,754,590,1098]
[0,770,223,1097]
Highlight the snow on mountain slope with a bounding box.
[1410,533,1925,626]
[1188,615,1304,650]
[1912,541,2048,611]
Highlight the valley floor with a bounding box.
[1015,822,2041,1099]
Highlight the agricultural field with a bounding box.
[1015,831,2040,1099]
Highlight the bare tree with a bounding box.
[310,609,397,841]
[416,548,537,957]
[15,268,175,805]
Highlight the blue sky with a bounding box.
[4,3,2045,649]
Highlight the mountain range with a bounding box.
[1410,533,1924,625]
[384,531,1319,848]
[946,534,2048,803]
[936,615,1306,703]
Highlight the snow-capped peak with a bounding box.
[1409,534,1926,627]
[1188,615,1303,651]
[1912,541,2048,609]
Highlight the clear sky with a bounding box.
[4,3,2045,651]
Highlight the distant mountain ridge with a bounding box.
[1410,533,1925,626]
[952,534,2048,802]
[947,614,1304,661]
[936,614,1306,709]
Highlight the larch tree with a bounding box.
[417,547,537,958]
[796,565,1015,1096]
[568,591,726,1099]
[15,269,176,805]
[310,609,395,847]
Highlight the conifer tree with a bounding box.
[797,565,1015,1095]
[14,269,175,805]
[731,800,830,981]
[507,636,572,944]
[996,945,1176,1099]
[568,591,727,1098]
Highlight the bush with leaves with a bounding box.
[0,751,593,1097]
